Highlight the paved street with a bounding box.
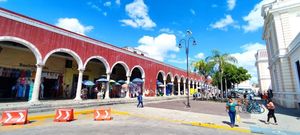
[1,99,300,135]
[0,111,243,135]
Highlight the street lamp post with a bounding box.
[178,30,197,108]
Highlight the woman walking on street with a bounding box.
[266,99,277,125]
[226,96,238,128]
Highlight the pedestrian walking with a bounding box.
[137,92,143,108]
[226,96,238,128]
[266,99,277,125]
[64,84,70,98]
[262,92,268,105]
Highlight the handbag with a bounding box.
[236,114,241,123]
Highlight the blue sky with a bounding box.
[0,0,275,83]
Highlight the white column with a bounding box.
[183,81,186,96]
[74,69,84,101]
[105,73,111,99]
[177,81,180,96]
[142,78,146,97]
[163,79,166,96]
[171,80,174,96]
[29,64,43,103]
[126,76,130,98]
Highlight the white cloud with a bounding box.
[120,0,156,29]
[210,15,235,31]
[103,12,108,16]
[0,0,7,2]
[227,0,236,10]
[242,0,275,32]
[177,31,185,38]
[136,33,178,61]
[55,18,93,35]
[190,9,196,15]
[87,2,102,12]
[231,43,266,83]
[115,0,121,5]
[168,58,186,64]
[104,1,112,7]
[169,54,177,59]
[159,28,174,34]
[168,57,196,70]
[194,53,205,59]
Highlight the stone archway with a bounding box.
[156,71,165,96]
[0,38,41,102]
[82,56,109,99]
[42,50,82,100]
[110,62,129,98]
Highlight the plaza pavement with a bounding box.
[0,96,300,134]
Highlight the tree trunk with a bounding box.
[225,77,227,98]
[220,73,223,99]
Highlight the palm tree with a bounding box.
[192,59,214,79]
[206,50,237,98]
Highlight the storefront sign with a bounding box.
[19,63,49,70]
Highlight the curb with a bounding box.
[0,96,187,114]
[184,121,251,133]
[12,108,252,134]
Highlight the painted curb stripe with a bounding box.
[25,109,251,133]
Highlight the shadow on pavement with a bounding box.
[222,121,231,126]
[274,103,300,118]
[258,119,266,124]
[258,99,300,118]
[222,121,240,127]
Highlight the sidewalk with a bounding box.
[142,100,300,135]
[1,97,300,134]
[0,96,186,113]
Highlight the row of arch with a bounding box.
[0,36,205,102]
[0,36,203,83]
[0,36,144,77]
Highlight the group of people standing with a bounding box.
[226,90,277,128]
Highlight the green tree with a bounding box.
[222,63,251,90]
[192,59,214,78]
[206,50,237,98]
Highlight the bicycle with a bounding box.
[248,100,265,114]
[238,100,265,114]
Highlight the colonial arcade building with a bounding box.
[0,8,204,103]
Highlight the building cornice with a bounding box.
[262,1,300,39]
[287,33,300,56]
[269,1,300,14]
[268,53,288,68]
[0,8,198,77]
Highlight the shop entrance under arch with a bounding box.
[110,63,127,98]
[173,77,179,95]
[0,41,37,102]
[82,58,107,100]
[43,52,80,100]
[156,72,164,96]
[180,78,184,95]
[185,79,189,95]
[130,67,143,98]
[166,74,172,96]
